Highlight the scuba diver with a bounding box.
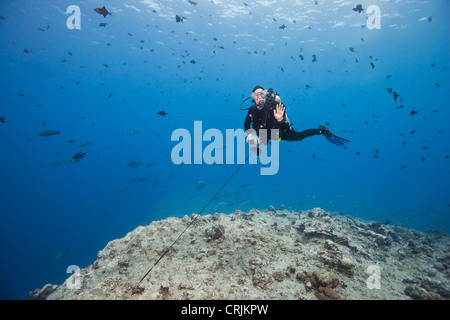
[241,85,351,152]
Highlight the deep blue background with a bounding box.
[0,0,448,299]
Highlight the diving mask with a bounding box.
[252,89,267,109]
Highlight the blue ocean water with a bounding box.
[0,0,448,300]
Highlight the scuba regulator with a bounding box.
[238,88,282,111]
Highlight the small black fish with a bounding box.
[410,109,419,116]
[370,62,375,69]
[73,152,86,160]
[190,59,196,64]
[196,181,206,189]
[349,47,355,52]
[299,54,304,60]
[279,24,287,30]
[188,0,197,5]
[312,54,317,62]
[176,15,185,23]
[0,116,5,123]
[353,4,364,13]
[387,88,393,94]
[94,6,112,18]
[393,92,399,101]
[99,23,107,27]
[157,110,168,117]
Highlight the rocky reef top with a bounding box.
[31,207,450,300]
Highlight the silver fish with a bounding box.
[39,130,61,137]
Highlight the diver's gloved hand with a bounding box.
[246,133,262,156]
[319,125,351,147]
[246,133,260,146]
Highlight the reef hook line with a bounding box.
[137,155,250,285]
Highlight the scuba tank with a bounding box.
[263,88,282,109]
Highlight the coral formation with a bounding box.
[32,207,450,300]
[307,270,342,300]
[338,257,355,277]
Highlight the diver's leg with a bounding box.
[280,127,320,141]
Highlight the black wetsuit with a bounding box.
[244,103,320,142]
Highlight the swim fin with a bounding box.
[319,125,351,147]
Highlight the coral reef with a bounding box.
[32,207,450,300]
